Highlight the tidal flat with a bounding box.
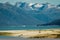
[0,29,60,38]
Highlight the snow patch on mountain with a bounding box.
[15,2,60,11]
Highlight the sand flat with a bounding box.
[0,29,60,38]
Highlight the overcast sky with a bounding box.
[0,0,60,5]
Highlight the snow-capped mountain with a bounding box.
[0,2,60,26]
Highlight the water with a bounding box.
[0,25,60,30]
[0,36,60,40]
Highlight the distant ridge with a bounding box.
[44,19,60,25]
[37,19,60,26]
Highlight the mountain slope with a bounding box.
[0,2,60,26]
[0,3,44,26]
[45,19,60,25]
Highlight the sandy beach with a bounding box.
[0,29,60,38]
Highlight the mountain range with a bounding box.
[0,2,60,26]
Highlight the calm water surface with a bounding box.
[0,36,60,40]
[0,25,60,30]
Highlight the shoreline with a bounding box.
[0,28,60,31]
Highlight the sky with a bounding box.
[0,0,60,5]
